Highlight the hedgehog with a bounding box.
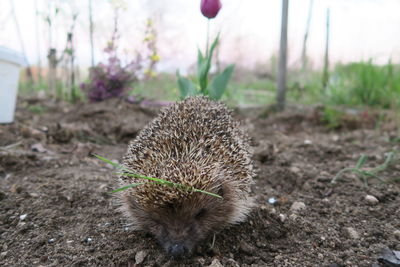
[119,96,254,257]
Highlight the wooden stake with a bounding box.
[322,8,330,89]
[89,0,95,67]
[301,0,314,71]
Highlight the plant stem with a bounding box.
[206,19,210,57]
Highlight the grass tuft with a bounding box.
[331,151,398,186]
[93,154,222,198]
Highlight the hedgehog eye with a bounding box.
[217,186,224,197]
[195,208,207,219]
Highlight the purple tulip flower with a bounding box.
[201,0,222,19]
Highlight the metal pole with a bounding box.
[276,0,289,111]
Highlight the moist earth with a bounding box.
[0,98,399,267]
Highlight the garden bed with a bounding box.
[0,97,399,266]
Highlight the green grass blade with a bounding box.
[118,172,175,186]
[93,154,129,171]
[355,154,367,169]
[109,183,145,193]
[96,154,222,198]
[192,188,223,199]
[331,167,355,183]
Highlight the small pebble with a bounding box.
[268,197,277,205]
[208,259,223,267]
[365,195,379,205]
[289,166,301,174]
[84,237,93,244]
[290,201,306,213]
[239,241,255,255]
[278,213,286,223]
[19,214,27,221]
[394,230,400,240]
[48,238,55,244]
[345,227,360,239]
[304,139,312,145]
[135,250,147,265]
[225,258,240,267]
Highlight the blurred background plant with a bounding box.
[176,0,234,101]
[80,8,141,102]
[80,3,159,102]
[3,0,399,127]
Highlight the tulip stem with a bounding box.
[206,19,210,57]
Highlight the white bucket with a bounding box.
[0,46,26,124]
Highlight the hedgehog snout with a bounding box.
[167,243,188,257]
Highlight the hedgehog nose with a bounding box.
[168,243,187,257]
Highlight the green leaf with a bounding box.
[207,64,235,100]
[198,34,220,93]
[198,59,209,92]
[197,49,205,79]
[109,183,145,193]
[207,34,220,60]
[177,71,198,99]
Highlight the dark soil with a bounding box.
[1,98,399,267]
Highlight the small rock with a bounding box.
[304,139,312,145]
[365,195,379,205]
[290,201,306,213]
[31,143,47,153]
[239,241,255,255]
[19,214,27,221]
[225,258,240,267]
[345,227,360,239]
[268,197,277,205]
[29,192,39,198]
[394,230,400,240]
[208,259,223,267]
[48,238,55,244]
[10,184,22,194]
[135,250,147,265]
[195,257,206,265]
[83,237,93,244]
[278,213,286,222]
[290,166,301,174]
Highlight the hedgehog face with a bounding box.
[124,186,236,257]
